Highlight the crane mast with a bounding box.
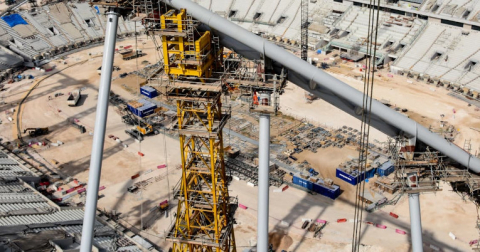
[157,9,236,252]
[301,0,308,61]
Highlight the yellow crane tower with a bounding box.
[157,9,236,251]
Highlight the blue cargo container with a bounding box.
[292,175,313,190]
[377,161,394,176]
[336,168,365,186]
[127,103,137,115]
[140,86,158,98]
[128,99,150,116]
[365,168,376,179]
[137,103,157,117]
[312,179,340,199]
[138,98,149,105]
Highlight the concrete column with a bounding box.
[257,113,270,252]
[408,193,423,252]
[80,9,119,252]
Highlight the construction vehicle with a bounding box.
[127,185,139,193]
[119,49,144,60]
[125,128,143,141]
[97,66,120,75]
[136,120,153,135]
[23,127,49,137]
[121,105,157,141]
[159,200,169,211]
[71,121,86,134]
[67,89,81,106]
[125,121,156,141]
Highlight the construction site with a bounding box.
[1,0,480,251]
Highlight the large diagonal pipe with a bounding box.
[162,0,480,172]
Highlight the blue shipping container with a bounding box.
[377,161,394,177]
[127,104,139,116]
[140,86,158,98]
[137,103,157,117]
[292,175,313,190]
[138,98,149,105]
[312,180,340,199]
[365,168,376,179]
[336,168,365,186]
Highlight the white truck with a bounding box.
[67,89,81,106]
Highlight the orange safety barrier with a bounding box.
[337,218,347,223]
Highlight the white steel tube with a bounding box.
[160,0,480,172]
[80,9,118,252]
[257,114,270,252]
[408,193,423,252]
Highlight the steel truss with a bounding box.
[165,88,236,251]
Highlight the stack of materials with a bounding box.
[127,99,157,117]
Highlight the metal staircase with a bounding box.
[185,15,195,62]
[440,47,480,78]
[67,6,93,41]
[48,15,76,44]
[409,29,446,70]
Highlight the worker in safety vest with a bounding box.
[253,92,259,105]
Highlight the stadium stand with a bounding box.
[0,146,150,251]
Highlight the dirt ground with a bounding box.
[281,50,480,153]
[0,38,478,252]
[0,36,182,246]
[294,146,360,199]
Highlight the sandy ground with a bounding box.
[293,146,359,198]
[232,178,477,252]
[280,52,480,153]
[0,38,478,251]
[0,36,182,245]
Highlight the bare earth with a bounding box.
[0,40,478,251]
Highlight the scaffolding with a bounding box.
[153,9,236,251]
[387,137,480,195]
[301,0,308,61]
[158,9,217,78]
[222,52,286,114]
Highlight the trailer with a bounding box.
[71,121,86,134]
[67,89,81,106]
[24,127,49,137]
[120,49,144,60]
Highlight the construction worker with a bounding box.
[253,92,259,106]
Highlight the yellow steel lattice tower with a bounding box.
[160,9,215,78]
[158,9,236,252]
